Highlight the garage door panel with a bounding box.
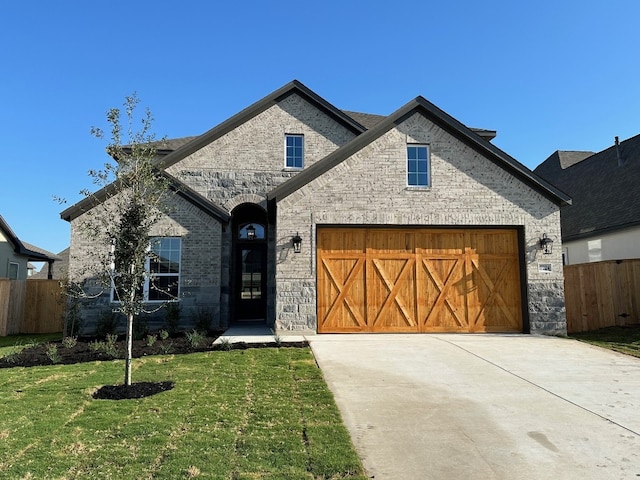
[368,257,418,332]
[318,256,366,333]
[468,258,522,332]
[416,231,465,254]
[317,228,523,333]
[418,257,468,332]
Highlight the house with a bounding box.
[0,214,60,280]
[31,247,70,280]
[534,134,640,265]
[61,80,570,335]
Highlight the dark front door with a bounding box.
[235,243,267,320]
[232,203,268,322]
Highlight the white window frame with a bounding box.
[285,134,304,169]
[407,144,431,187]
[110,237,182,303]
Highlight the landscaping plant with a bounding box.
[60,93,173,386]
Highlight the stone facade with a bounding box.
[65,82,567,335]
[68,193,223,332]
[164,93,358,327]
[275,112,567,334]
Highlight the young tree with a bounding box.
[75,93,171,386]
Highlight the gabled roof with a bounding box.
[60,172,231,223]
[0,215,60,262]
[534,134,640,240]
[155,80,368,171]
[343,110,497,141]
[268,96,571,206]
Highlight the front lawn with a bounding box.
[571,325,640,358]
[0,348,366,479]
[0,333,61,349]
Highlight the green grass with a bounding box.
[0,348,367,479]
[571,325,640,358]
[0,333,62,356]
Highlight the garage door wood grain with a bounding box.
[317,228,522,333]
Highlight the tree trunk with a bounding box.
[124,262,135,386]
[124,310,133,386]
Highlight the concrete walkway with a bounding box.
[212,324,308,345]
[308,334,640,480]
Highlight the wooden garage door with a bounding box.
[317,228,523,333]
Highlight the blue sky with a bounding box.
[2,0,639,260]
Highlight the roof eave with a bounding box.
[269,97,572,207]
[156,80,367,172]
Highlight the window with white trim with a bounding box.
[285,134,304,169]
[148,237,181,301]
[111,237,181,302]
[407,145,430,187]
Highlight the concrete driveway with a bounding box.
[308,334,640,480]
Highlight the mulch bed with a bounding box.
[0,333,308,399]
[93,381,176,400]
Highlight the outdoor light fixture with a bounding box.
[246,224,256,241]
[539,233,554,255]
[292,233,302,253]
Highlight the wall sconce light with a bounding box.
[246,224,256,241]
[539,233,554,255]
[291,232,302,253]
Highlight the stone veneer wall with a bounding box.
[68,193,223,333]
[275,112,567,335]
[164,93,359,326]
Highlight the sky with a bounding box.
[2,0,639,262]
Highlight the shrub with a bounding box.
[63,293,84,337]
[158,329,169,341]
[186,330,205,349]
[134,318,149,341]
[165,302,180,335]
[96,311,120,338]
[145,334,157,347]
[62,336,77,349]
[46,344,61,364]
[159,341,173,355]
[218,337,232,351]
[2,343,22,364]
[88,334,119,358]
[193,308,212,334]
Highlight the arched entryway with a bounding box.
[231,204,267,322]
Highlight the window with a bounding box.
[8,262,19,280]
[111,237,181,302]
[148,237,181,301]
[407,145,430,187]
[285,134,304,169]
[238,223,265,240]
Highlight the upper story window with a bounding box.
[407,145,430,187]
[285,134,304,169]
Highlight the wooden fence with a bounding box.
[564,259,640,333]
[0,279,65,336]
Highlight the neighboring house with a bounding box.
[61,80,570,335]
[0,215,60,280]
[31,247,70,280]
[535,134,640,265]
